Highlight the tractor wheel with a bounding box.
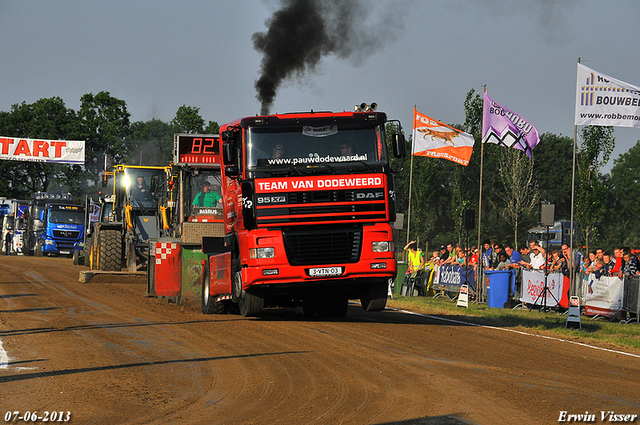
[83,238,91,268]
[97,229,122,271]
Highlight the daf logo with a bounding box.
[356,192,384,200]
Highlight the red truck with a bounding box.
[202,105,406,317]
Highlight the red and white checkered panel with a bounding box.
[154,242,181,297]
[156,242,178,264]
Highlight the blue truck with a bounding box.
[24,192,86,257]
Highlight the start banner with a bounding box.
[0,137,85,164]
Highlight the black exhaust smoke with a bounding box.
[253,0,403,115]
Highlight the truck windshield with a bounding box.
[190,169,223,217]
[49,209,84,224]
[246,122,387,171]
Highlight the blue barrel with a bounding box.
[485,270,512,308]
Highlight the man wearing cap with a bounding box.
[193,181,222,208]
[438,245,449,264]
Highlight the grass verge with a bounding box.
[386,294,640,354]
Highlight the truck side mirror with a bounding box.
[221,130,233,143]
[225,166,239,178]
[392,133,407,159]
[39,210,45,221]
[223,141,236,166]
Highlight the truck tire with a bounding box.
[360,281,388,312]
[97,229,122,271]
[234,270,264,317]
[72,249,80,265]
[239,287,264,317]
[201,259,227,314]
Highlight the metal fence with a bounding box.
[623,275,640,324]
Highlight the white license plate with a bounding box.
[309,267,343,277]
[60,251,70,254]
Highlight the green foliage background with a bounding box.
[391,88,638,254]
[0,92,219,203]
[1,88,637,252]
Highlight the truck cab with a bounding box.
[23,193,84,257]
[204,106,406,317]
[39,204,85,256]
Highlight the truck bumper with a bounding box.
[239,223,397,290]
[42,239,81,255]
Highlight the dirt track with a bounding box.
[1,256,639,425]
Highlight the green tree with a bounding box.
[0,97,81,198]
[606,139,640,247]
[78,91,131,185]
[204,120,220,135]
[171,105,205,134]
[129,118,174,166]
[576,126,614,251]
[532,133,574,221]
[496,147,540,247]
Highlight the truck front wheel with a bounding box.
[360,281,388,312]
[234,270,264,317]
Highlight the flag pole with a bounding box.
[406,106,416,248]
[569,58,580,297]
[475,87,486,303]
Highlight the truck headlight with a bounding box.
[372,241,392,252]
[45,239,54,245]
[250,247,275,259]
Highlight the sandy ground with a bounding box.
[1,255,639,425]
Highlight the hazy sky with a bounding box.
[1,0,638,171]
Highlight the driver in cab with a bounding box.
[193,182,222,208]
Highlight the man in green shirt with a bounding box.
[193,182,221,208]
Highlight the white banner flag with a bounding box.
[0,137,84,164]
[575,63,640,128]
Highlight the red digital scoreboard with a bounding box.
[175,134,221,165]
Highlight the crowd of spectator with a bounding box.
[403,239,640,280]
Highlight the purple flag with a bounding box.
[482,93,539,158]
